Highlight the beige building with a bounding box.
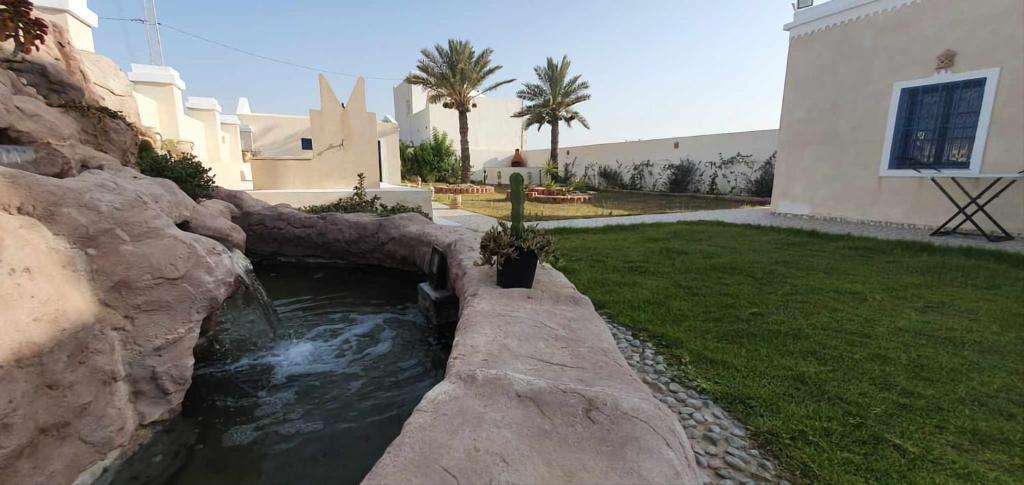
[243,76,399,191]
[774,0,1024,233]
[394,81,525,173]
[28,0,430,214]
[128,64,253,190]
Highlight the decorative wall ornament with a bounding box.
[935,49,957,70]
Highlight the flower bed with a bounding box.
[502,187,595,204]
[434,184,495,195]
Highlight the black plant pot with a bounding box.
[496,250,539,289]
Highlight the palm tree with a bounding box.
[406,39,514,183]
[513,55,591,164]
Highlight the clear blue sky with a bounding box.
[90,0,794,149]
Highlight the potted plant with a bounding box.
[478,173,555,288]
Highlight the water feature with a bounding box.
[105,262,451,485]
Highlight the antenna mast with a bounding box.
[143,0,165,65]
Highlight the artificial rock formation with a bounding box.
[0,27,243,485]
[215,190,705,484]
[1,25,140,177]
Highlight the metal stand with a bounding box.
[927,173,1020,242]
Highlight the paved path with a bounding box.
[433,203,1024,254]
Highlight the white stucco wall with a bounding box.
[237,113,313,160]
[393,81,525,171]
[478,129,779,192]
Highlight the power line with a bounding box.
[100,17,404,81]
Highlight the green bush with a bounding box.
[137,143,215,200]
[663,158,704,193]
[597,163,627,189]
[400,129,459,183]
[745,151,776,198]
[302,173,429,219]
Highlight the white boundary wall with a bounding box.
[476,129,778,192]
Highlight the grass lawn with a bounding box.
[550,221,1024,484]
[431,186,758,221]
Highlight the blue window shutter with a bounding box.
[300,138,313,151]
[888,78,985,170]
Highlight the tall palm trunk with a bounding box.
[458,109,471,183]
[549,120,560,164]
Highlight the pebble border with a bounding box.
[605,318,789,485]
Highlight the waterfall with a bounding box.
[194,250,280,362]
[229,249,282,331]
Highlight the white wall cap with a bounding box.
[236,97,252,114]
[784,0,920,38]
[381,115,397,124]
[128,64,187,90]
[186,96,222,112]
[220,114,241,125]
[34,0,99,28]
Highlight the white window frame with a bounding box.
[879,68,1000,177]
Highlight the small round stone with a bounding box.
[724,455,747,470]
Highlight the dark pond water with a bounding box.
[106,263,450,485]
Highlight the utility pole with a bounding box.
[143,0,165,65]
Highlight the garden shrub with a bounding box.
[597,163,627,189]
[137,143,215,200]
[627,160,657,191]
[662,158,704,193]
[400,129,459,183]
[745,151,776,198]
[302,173,428,218]
[1,0,49,58]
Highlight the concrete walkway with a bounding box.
[433,203,1024,254]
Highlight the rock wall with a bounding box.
[216,191,705,484]
[0,27,244,485]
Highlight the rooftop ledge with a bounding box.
[128,64,187,90]
[33,0,99,28]
[784,0,919,37]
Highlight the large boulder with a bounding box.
[216,190,705,484]
[0,166,243,485]
[0,21,248,484]
[1,24,140,173]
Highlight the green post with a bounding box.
[510,173,525,238]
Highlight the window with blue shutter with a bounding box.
[888,78,986,170]
[300,138,313,151]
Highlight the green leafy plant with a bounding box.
[543,160,560,185]
[626,160,656,191]
[303,173,428,218]
[744,151,776,198]
[400,129,459,183]
[477,173,555,269]
[137,143,215,200]
[567,176,589,193]
[597,163,627,189]
[406,39,514,183]
[663,158,704,193]
[53,102,128,124]
[1,0,48,58]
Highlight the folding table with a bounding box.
[915,169,1024,242]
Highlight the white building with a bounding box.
[29,0,432,214]
[393,81,525,173]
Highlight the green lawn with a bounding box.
[550,222,1024,484]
